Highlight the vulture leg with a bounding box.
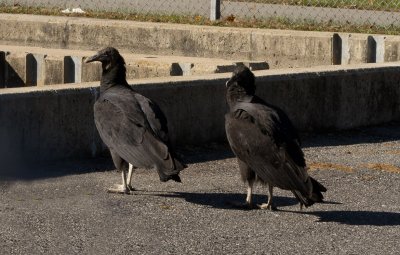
[127,163,136,191]
[237,159,256,209]
[108,150,130,194]
[245,178,255,207]
[259,184,276,210]
[230,178,255,209]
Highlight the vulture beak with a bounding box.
[85,53,106,63]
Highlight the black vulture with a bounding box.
[225,65,326,210]
[86,47,186,194]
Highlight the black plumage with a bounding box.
[86,47,186,194]
[225,65,326,209]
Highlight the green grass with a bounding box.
[236,0,400,12]
[1,4,400,35]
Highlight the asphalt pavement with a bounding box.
[0,123,399,254]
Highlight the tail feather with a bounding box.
[292,190,314,207]
[157,153,186,183]
[172,154,187,170]
[310,177,326,202]
[292,177,327,207]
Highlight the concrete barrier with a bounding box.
[1,63,399,166]
[0,14,331,69]
[3,15,400,70]
[0,45,268,87]
[4,52,29,87]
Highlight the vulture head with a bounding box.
[85,47,126,72]
[226,65,256,96]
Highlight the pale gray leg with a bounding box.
[237,159,255,209]
[259,184,276,210]
[245,179,255,207]
[126,163,135,191]
[108,167,129,194]
[108,150,129,194]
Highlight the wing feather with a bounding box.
[134,93,170,145]
[226,102,309,194]
[94,87,171,169]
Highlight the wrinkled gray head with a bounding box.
[85,47,126,71]
[226,65,256,95]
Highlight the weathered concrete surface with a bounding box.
[381,35,400,62]
[0,63,399,165]
[332,33,390,65]
[42,55,64,85]
[0,85,103,169]
[0,51,5,88]
[0,14,400,69]
[348,34,368,65]
[0,14,333,68]
[4,52,28,88]
[0,45,266,87]
[1,14,400,70]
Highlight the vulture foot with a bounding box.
[107,184,130,194]
[258,203,277,211]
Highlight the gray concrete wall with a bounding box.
[2,15,400,70]
[0,14,333,69]
[1,63,399,166]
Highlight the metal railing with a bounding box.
[2,0,400,27]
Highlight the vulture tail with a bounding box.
[309,177,327,202]
[157,153,187,183]
[292,177,327,208]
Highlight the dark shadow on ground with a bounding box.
[302,210,400,226]
[1,122,398,181]
[168,191,400,226]
[272,204,400,226]
[180,122,400,164]
[157,192,299,210]
[178,143,234,164]
[301,121,400,148]
[0,156,114,182]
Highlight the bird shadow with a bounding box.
[157,191,298,210]
[292,210,400,226]
[157,191,399,226]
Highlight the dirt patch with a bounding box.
[363,163,400,173]
[382,142,397,147]
[386,150,400,155]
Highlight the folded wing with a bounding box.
[94,88,179,174]
[226,101,310,195]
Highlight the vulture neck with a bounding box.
[226,84,254,108]
[100,63,130,93]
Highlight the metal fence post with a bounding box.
[210,0,221,21]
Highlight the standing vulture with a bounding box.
[225,65,326,210]
[86,47,186,194]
